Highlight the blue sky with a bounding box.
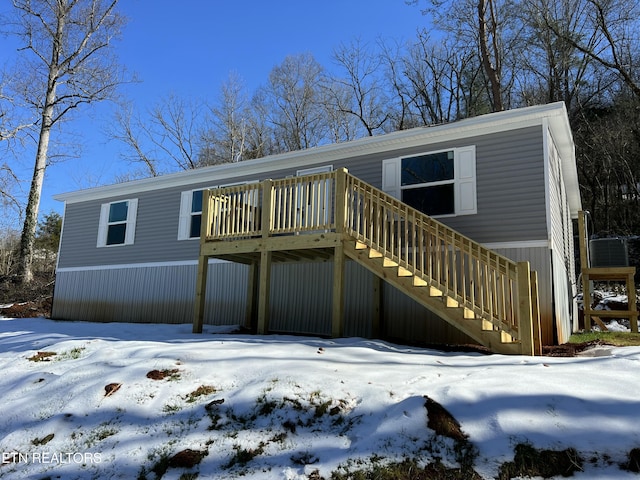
[2,1,427,219]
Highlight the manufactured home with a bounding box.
[52,102,581,354]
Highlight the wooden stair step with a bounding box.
[482,318,496,331]
[382,257,398,267]
[428,286,443,297]
[355,241,368,250]
[397,266,413,277]
[461,307,476,320]
[445,297,458,308]
[413,276,428,287]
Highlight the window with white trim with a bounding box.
[382,146,476,217]
[178,181,256,240]
[97,199,138,247]
[178,189,205,240]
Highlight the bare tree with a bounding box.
[477,0,505,111]
[325,39,389,136]
[262,53,328,152]
[0,75,34,142]
[410,0,521,112]
[113,94,207,175]
[147,94,204,170]
[200,72,253,164]
[5,0,126,284]
[243,89,278,159]
[403,32,478,124]
[111,104,160,177]
[379,38,419,131]
[518,0,611,112]
[319,79,361,142]
[541,0,640,99]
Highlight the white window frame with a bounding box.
[178,188,212,241]
[382,146,476,217]
[97,198,138,247]
[178,181,257,240]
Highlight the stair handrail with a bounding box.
[341,169,533,345]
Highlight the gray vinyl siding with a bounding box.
[444,126,547,243]
[546,129,577,341]
[58,126,547,269]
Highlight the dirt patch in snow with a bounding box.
[0,297,52,318]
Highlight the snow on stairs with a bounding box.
[343,240,523,355]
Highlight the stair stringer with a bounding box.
[343,239,523,355]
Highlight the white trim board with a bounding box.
[482,240,549,250]
[56,258,230,273]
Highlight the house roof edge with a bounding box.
[54,102,575,204]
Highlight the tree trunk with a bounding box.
[478,0,504,112]
[17,119,53,284]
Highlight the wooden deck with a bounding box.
[193,169,541,355]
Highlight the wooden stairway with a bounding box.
[340,172,540,355]
[343,240,524,355]
[194,168,541,355]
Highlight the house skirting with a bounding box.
[53,243,563,346]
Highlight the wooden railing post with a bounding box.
[261,180,273,238]
[335,168,348,234]
[516,261,535,355]
[530,270,542,355]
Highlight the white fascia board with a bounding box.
[548,110,581,216]
[56,258,229,273]
[54,102,573,204]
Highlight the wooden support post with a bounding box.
[628,270,638,333]
[530,270,542,356]
[516,261,535,355]
[372,274,383,338]
[257,251,272,335]
[193,188,212,334]
[332,243,346,338]
[193,254,209,333]
[256,180,273,335]
[245,262,259,330]
[578,211,592,331]
[330,168,348,338]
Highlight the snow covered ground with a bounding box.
[0,316,639,479]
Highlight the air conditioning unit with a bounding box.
[589,237,629,268]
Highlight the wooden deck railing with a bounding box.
[202,171,337,239]
[343,174,528,339]
[201,168,534,345]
